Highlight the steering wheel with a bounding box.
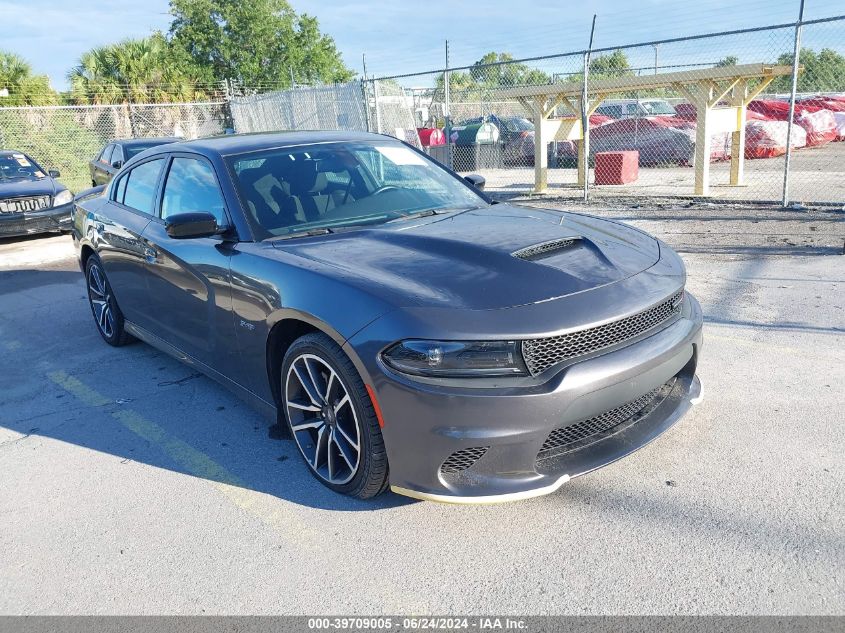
[372,185,400,196]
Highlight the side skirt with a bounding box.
[124,320,278,424]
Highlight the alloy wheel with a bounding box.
[87,262,115,339]
[285,353,362,485]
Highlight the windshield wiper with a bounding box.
[388,205,479,224]
[270,227,334,241]
[388,209,438,223]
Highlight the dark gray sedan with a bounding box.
[89,137,180,187]
[72,131,703,503]
[0,150,73,237]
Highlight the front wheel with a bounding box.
[282,333,389,499]
[85,255,133,346]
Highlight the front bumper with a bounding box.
[0,203,73,237]
[353,293,704,503]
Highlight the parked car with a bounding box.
[595,99,677,119]
[459,115,536,165]
[0,150,73,238]
[72,131,703,503]
[89,137,180,186]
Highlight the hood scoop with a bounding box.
[512,237,581,261]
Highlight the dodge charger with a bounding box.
[71,131,703,503]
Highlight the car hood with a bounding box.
[0,178,64,198]
[269,204,660,310]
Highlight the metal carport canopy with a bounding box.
[493,63,795,195]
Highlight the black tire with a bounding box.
[91,179,97,188]
[85,255,133,347]
[281,332,389,499]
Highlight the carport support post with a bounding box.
[693,91,712,196]
[577,110,588,187]
[729,81,748,186]
[533,97,548,193]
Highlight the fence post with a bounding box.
[581,15,597,203]
[127,102,136,138]
[782,0,805,207]
[362,54,372,133]
[373,79,382,134]
[362,79,372,133]
[444,40,453,170]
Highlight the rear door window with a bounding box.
[122,158,165,215]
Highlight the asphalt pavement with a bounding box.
[0,204,842,615]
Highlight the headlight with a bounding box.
[382,340,527,377]
[53,190,73,207]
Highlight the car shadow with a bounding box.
[0,268,415,512]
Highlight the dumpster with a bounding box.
[449,122,502,171]
[418,128,445,147]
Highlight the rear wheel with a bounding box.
[85,255,132,346]
[282,333,389,499]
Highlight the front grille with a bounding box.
[440,447,489,474]
[513,238,579,261]
[0,195,51,214]
[522,291,684,376]
[537,381,674,461]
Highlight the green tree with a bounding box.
[434,51,551,104]
[716,55,739,67]
[68,33,206,104]
[588,50,631,78]
[770,47,845,93]
[0,50,57,105]
[469,52,551,87]
[168,0,354,87]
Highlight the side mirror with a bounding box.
[111,160,123,169]
[464,174,486,190]
[165,212,218,239]
[48,169,61,178]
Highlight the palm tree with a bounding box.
[0,50,57,105]
[68,34,205,105]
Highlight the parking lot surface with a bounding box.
[0,204,842,615]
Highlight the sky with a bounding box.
[0,0,841,91]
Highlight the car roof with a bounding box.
[114,137,182,147]
[0,150,32,157]
[139,130,398,158]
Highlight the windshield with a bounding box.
[125,142,167,160]
[228,141,487,239]
[641,101,677,115]
[0,153,45,182]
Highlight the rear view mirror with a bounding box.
[464,174,486,190]
[48,169,61,178]
[165,212,218,239]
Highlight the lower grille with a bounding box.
[440,447,489,474]
[522,291,684,376]
[537,380,675,461]
[0,195,51,214]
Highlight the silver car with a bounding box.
[72,131,703,503]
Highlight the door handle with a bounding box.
[143,246,157,263]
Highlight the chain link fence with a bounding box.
[230,80,421,148]
[397,15,845,205]
[0,15,842,205]
[0,102,227,193]
[230,82,367,134]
